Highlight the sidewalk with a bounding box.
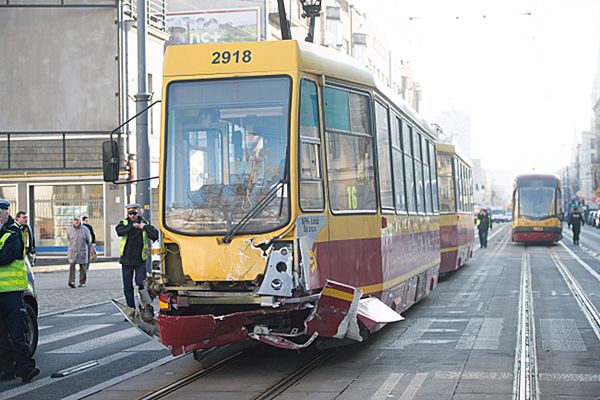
[33,262,125,316]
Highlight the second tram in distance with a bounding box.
[436,143,475,272]
[511,174,563,243]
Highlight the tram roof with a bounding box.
[436,143,472,166]
[163,39,435,138]
[163,40,373,83]
[514,174,561,183]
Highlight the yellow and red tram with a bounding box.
[128,39,445,355]
[511,174,563,243]
[436,143,475,273]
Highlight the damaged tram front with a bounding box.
[109,40,440,356]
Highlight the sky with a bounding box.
[352,0,600,175]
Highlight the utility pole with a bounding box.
[135,0,152,222]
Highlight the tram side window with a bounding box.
[413,131,425,213]
[467,168,474,211]
[454,159,462,212]
[299,79,324,211]
[429,142,439,212]
[375,102,394,210]
[401,120,417,213]
[324,87,376,212]
[437,155,455,212]
[392,116,407,213]
[422,136,432,213]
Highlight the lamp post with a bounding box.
[299,0,321,43]
[135,0,151,222]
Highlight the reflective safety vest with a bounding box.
[119,219,149,261]
[0,232,27,292]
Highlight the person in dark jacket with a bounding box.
[82,216,96,263]
[568,207,585,246]
[476,208,492,248]
[15,211,35,263]
[115,204,158,318]
[0,199,39,383]
[81,216,96,246]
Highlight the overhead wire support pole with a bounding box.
[277,0,292,40]
[135,0,152,222]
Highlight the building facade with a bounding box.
[1,0,422,257]
[0,0,167,256]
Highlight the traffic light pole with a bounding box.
[135,0,152,222]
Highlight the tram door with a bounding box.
[322,85,381,288]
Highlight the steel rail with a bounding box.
[136,351,243,400]
[249,349,337,400]
[135,347,335,400]
[557,239,600,282]
[549,249,600,341]
[513,249,540,400]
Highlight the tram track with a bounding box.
[548,249,600,341]
[248,349,336,400]
[513,248,539,400]
[134,346,336,400]
[136,351,243,400]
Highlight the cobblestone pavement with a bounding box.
[33,262,125,315]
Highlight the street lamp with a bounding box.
[299,0,322,43]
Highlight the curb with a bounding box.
[39,297,125,318]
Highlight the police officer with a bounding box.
[115,204,158,319]
[568,207,585,246]
[0,199,39,383]
[15,211,36,264]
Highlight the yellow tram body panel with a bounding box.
[159,40,374,283]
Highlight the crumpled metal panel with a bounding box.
[305,280,362,341]
[158,306,302,355]
[357,296,404,333]
[249,331,319,350]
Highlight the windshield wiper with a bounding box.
[221,179,287,244]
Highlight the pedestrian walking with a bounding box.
[15,211,36,264]
[116,204,158,320]
[568,207,585,246]
[81,216,97,263]
[67,216,91,288]
[476,208,492,248]
[0,199,39,383]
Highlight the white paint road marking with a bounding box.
[370,373,404,400]
[1,349,133,399]
[434,371,600,382]
[60,354,179,400]
[385,319,434,349]
[398,373,427,400]
[540,319,586,351]
[48,328,140,354]
[58,313,106,318]
[39,324,113,345]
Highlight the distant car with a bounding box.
[491,208,505,223]
[586,211,595,226]
[23,257,39,356]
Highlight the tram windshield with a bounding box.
[517,179,559,220]
[163,76,291,235]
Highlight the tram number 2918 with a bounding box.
[211,50,252,65]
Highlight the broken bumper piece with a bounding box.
[127,280,403,355]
